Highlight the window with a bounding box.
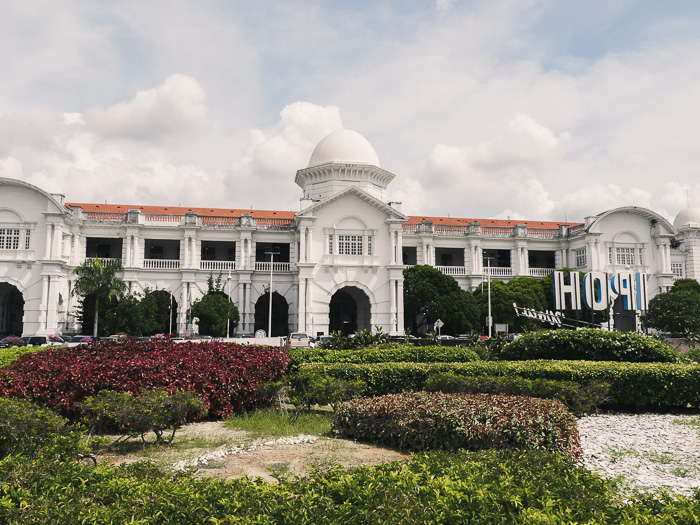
[338,235,363,255]
[615,247,636,266]
[24,229,31,249]
[367,235,372,256]
[671,262,684,279]
[328,235,333,254]
[575,248,587,268]
[0,229,20,250]
[638,248,644,266]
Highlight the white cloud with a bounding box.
[84,75,207,141]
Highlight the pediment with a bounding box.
[296,185,407,222]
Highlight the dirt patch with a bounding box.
[95,421,411,483]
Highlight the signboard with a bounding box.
[513,303,563,327]
[434,319,444,329]
[553,271,648,312]
[255,329,267,338]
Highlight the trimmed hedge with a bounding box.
[287,345,480,371]
[0,346,42,369]
[0,341,290,420]
[501,328,682,362]
[3,450,699,523]
[295,360,700,411]
[424,373,611,415]
[333,392,582,460]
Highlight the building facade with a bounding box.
[1,129,699,338]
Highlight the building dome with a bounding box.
[674,207,700,230]
[308,129,380,168]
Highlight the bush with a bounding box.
[0,341,290,419]
[287,345,480,371]
[501,328,682,362]
[0,346,41,368]
[296,360,700,411]
[424,373,610,415]
[78,389,207,444]
[2,449,699,523]
[0,397,84,460]
[332,391,582,460]
[287,373,366,411]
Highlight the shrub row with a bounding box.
[333,391,582,460]
[295,360,700,411]
[287,345,480,370]
[0,346,42,369]
[424,373,611,415]
[2,450,699,523]
[501,328,682,362]
[0,397,85,460]
[0,341,290,420]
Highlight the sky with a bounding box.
[2,0,700,224]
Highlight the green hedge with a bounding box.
[287,345,480,371]
[295,360,700,411]
[333,392,582,460]
[2,451,699,523]
[501,329,682,362]
[0,346,42,368]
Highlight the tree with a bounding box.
[188,273,239,337]
[506,276,547,332]
[72,257,127,338]
[104,292,161,336]
[403,265,479,335]
[647,280,700,336]
[189,294,239,337]
[473,279,516,333]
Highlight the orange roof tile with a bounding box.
[67,202,297,220]
[406,216,583,229]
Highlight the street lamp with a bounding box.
[484,254,495,338]
[226,268,231,339]
[265,249,280,337]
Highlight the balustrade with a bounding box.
[200,260,236,271]
[254,261,291,272]
[143,259,180,269]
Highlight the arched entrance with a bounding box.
[254,292,289,336]
[145,290,178,335]
[329,286,371,335]
[0,282,24,337]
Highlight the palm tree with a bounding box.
[72,257,127,339]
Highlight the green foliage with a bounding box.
[506,276,548,331]
[0,397,85,460]
[501,328,682,362]
[78,389,207,445]
[647,280,700,336]
[0,346,41,368]
[473,278,517,330]
[403,265,479,335]
[189,292,239,337]
[224,408,332,438]
[333,392,582,460]
[424,373,611,415]
[287,344,480,371]
[288,372,367,412]
[72,256,127,338]
[296,360,700,411]
[2,450,699,524]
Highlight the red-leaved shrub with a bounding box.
[332,391,582,460]
[0,341,290,420]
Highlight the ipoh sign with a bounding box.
[552,271,648,312]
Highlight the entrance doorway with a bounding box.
[0,282,24,336]
[329,287,371,335]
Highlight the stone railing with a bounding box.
[404,222,573,239]
[483,267,513,277]
[200,260,236,271]
[435,265,468,276]
[528,268,555,277]
[143,259,180,269]
[254,261,292,272]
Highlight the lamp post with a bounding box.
[487,256,492,338]
[265,250,279,337]
[226,269,231,339]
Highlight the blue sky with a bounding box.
[2,0,700,223]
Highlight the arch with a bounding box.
[254,291,289,336]
[586,206,675,235]
[0,208,25,223]
[612,231,642,243]
[334,216,368,230]
[329,286,371,335]
[144,290,178,335]
[0,177,69,215]
[0,282,24,337]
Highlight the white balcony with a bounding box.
[143,259,180,269]
[254,261,291,272]
[483,267,513,277]
[528,268,555,278]
[200,260,236,271]
[435,265,467,276]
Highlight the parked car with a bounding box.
[287,332,313,348]
[0,336,24,348]
[438,335,455,340]
[66,335,94,347]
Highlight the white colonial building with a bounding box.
[1,129,699,338]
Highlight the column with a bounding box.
[44,224,52,259]
[397,229,403,263]
[125,235,131,267]
[307,229,313,260]
[298,278,307,332]
[389,278,396,330]
[397,279,405,334]
[390,231,397,264]
[300,227,306,263]
[52,224,63,260]
[40,275,49,330]
[73,233,81,265]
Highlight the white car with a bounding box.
[287,332,313,348]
